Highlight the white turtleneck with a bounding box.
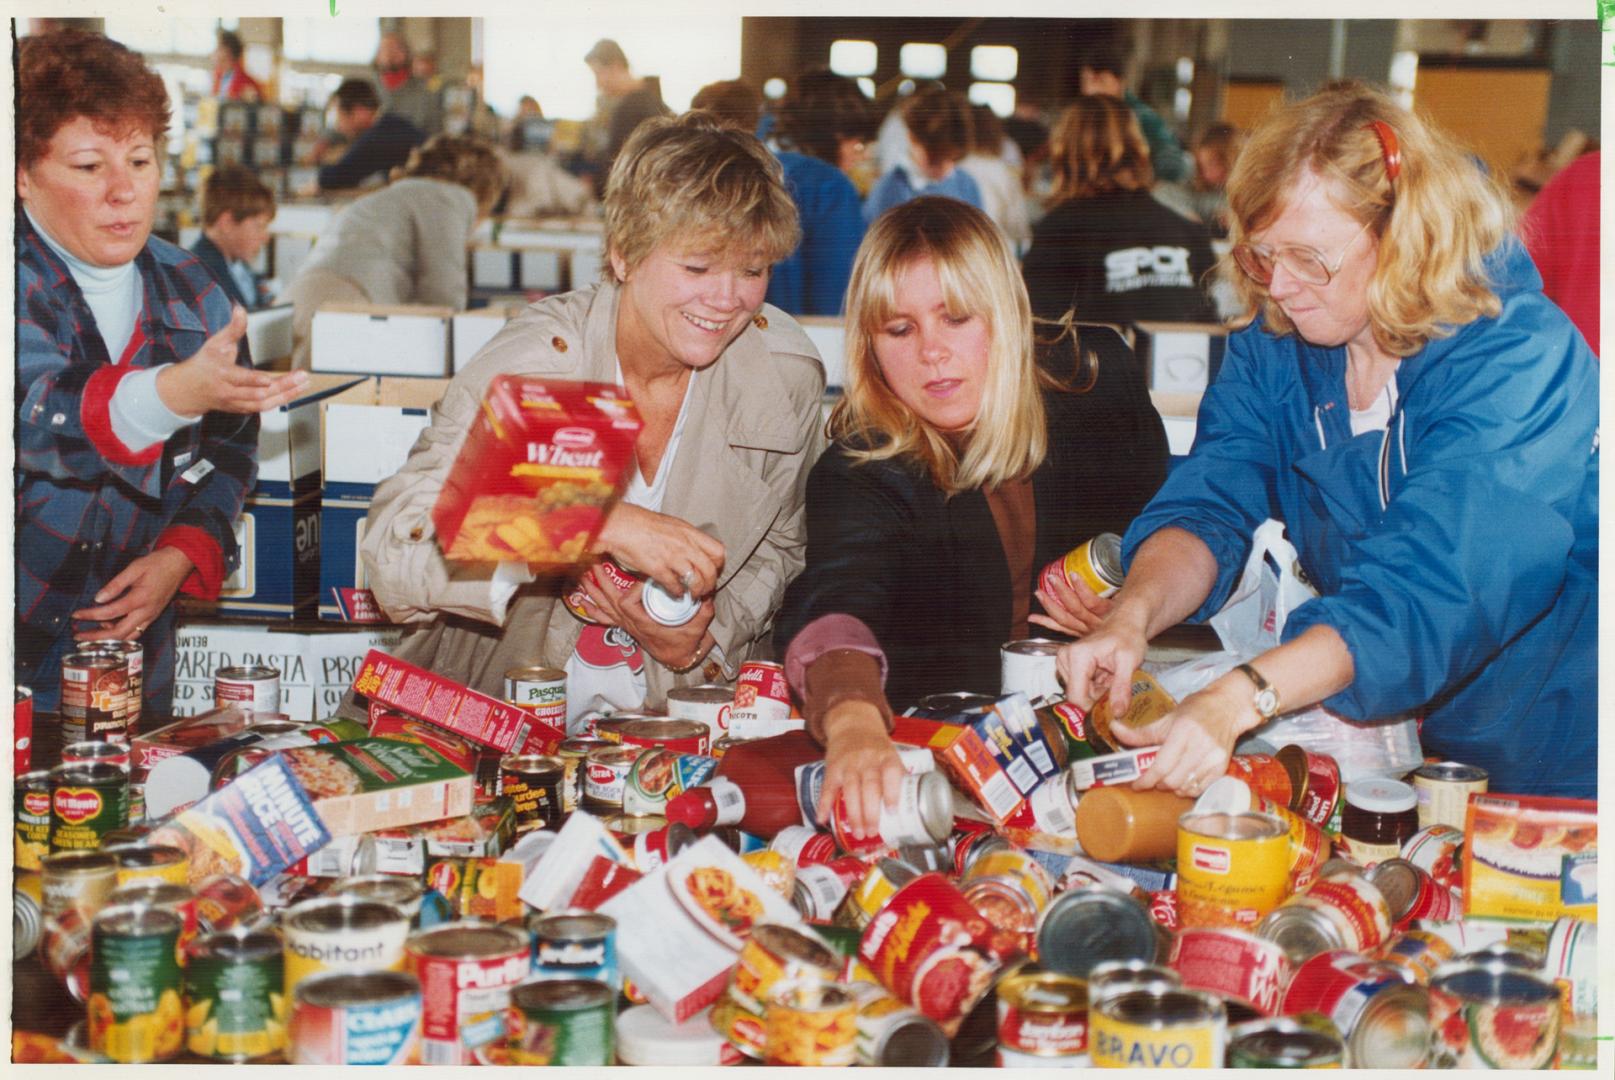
[27,208,197,451]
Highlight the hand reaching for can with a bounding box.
[1030,567,1112,637]
[1122,682,1249,798]
[817,701,904,840]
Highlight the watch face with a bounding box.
[1255,688,1280,717]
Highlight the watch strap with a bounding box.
[1235,662,1281,720]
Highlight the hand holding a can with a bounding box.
[1053,610,1148,720]
[577,570,718,671]
[592,504,726,598]
[817,701,905,839]
[72,547,193,643]
[1030,564,1113,637]
[1117,683,1249,798]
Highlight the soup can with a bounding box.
[499,753,566,833]
[1400,824,1465,893]
[16,769,54,872]
[61,650,127,744]
[582,743,643,814]
[995,968,1090,1065]
[764,978,858,1066]
[666,683,734,739]
[49,761,129,853]
[1170,926,1292,1017]
[407,921,530,1065]
[1000,639,1065,705]
[622,747,719,815]
[214,665,281,715]
[15,685,34,773]
[728,923,842,1016]
[529,909,620,989]
[615,716,711,755]
[1226,1015,1346,1068]
[1277,744,1343,834]
[288,969,420,1065]
[1176,811,1290,929]
[1280,950,1429,1068]
[504,665,567,730]
[1426,960,1560,1069]
[507,978,616,1065]
[281,895,410,998]
[1258,866,1393,963]
[87,902,185,1062]
[728,660,795,739]
[184,924,286,1061]
[1089,986,1226,1068]
[1412,761,1488,831]
[1367,857,1458,928]
[1036,886,1171,981]
[771,824,840,868]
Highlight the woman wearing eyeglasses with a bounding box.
[1055,81,1598,800]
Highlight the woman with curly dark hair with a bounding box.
[16,29,306,714]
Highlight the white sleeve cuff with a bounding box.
[109,365,198,451]
[490,559,538,623]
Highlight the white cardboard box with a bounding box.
[312,303,453,378]
[797,315,847,390]
[247,305,295,367]
[256,372,364,493]
[1150,390,1202,457]
[172,619,405,721]
[1135,321,1227,395]
[452,306,523,373]
[322,376,449,486]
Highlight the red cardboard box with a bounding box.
[351,649,563,755]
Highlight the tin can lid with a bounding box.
[512,977,615,1013]
[666,684,735,705]
[616,1004,732,1066]
[1228,1016,1345,1066]
[1002,638,1064,657]
[1348,980,1431,1069]
[1345,777,1416,814]
[641,581,700,626]
[408,920,529,959]
[1036,887,1164,979]
[295,969,419,1009]
[1193,775,1254,815]
[1413,760,1489,784]
[1365,859,1421,921]
[870,1008,950,1067]
[1256,902,1346,964]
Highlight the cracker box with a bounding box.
[276,738,475,837]
[132,706,257,775]
[1462,794,1597,922]
[351,649,563,755]
[147,754,331,887]
[431,376,642,565]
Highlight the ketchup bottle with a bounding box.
[664,730,823,838]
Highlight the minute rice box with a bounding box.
[431,376,642,566]
[277,737,475,836]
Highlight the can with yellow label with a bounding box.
[1176,811,1290,930]
[1090,986,1225,1068]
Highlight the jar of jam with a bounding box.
[1340,778,1418,868]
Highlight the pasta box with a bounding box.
[351,649,563,755]
[1462,794,1597,922]
[276,737,475,837]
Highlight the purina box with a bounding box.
[452,305,523,373]
[318,377,448,621]
[311,302,454,377]
[1133,321,1228,395]
[246,305,296,368]
[172,619,404,720]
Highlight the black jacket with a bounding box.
[1022,189,1218,326]
[319,112,426,191]
[776,326,1169,710]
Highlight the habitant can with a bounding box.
[1411,761,1489,831]
[995,968,1090,1065]
[184,924,286,1061]
[529,909,620,989]
[1000,639,1065,705]
[87,902,186,1062]
[407,921,531,1065]
[1176,811,1290,929]
[1089,986,1226,1068]
[16,770,54,871]
[60,650,127,743]
[508,977,616,1065]
[214,665,281,714]
[1040,532,1125,600]
[499,753,566,833]
[281,895,410,998]
[288,969,421,1065]
[764,978,858,1065]
[49,761,129,853]
[503,665,567,731]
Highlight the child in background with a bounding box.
[191,164,277,310]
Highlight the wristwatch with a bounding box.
[1234,663,1282,721]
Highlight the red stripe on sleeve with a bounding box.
[156,525,227,600]
[80,363,166,466]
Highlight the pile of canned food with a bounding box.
[10,642,1599,1068]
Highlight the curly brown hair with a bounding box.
[394,134,510,215]
[17,30,170,170]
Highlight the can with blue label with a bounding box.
[528,909,619,991]
[288,969,420,1065]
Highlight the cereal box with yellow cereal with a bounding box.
[1462,793,1596,922]
[432,376,642,565]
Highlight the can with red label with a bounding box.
[582,743,643,814]
[1426,960,1560,1070]
[49,762,128,853]
[1375,929,1455,985]
[1280,950,1429,1069]
[771,825,839,868]
[728,660,795,740]
[503,666,567,732]
[615,716,711,756]
[1148,890,1181,932]
[1278,744,1343,834]
[1039,533,1123,601]
[1255,795,1330,891]
[84,639,143,736]
[563,559,640,624]
[830,770,953,855]
[289,969,421,1065]
[1399,825,1464,894]
[995,968,1089,1065]
[214,666,281,715]
[1226,754,1294,808]
[1257,866,1393,963]
[1366,857,1457,929]
[666,683,734,739]
[15,685,35,774]
[406,922,530,1065]
[857,871,1021,1036]
[60,651,127,744]
[1176,811,1290,930]
[1169,926,1293,1018]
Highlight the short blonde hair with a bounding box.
[1049,95,1153,204]
[395,134,508,215]
[833,197,1046,496]
[602,112,800,281]
[1224,80,1516,357]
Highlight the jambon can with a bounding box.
[995,969,1090,1066]
[857,871,1021,1036]
[1169,927,1292,1017]
[1089,986,1226,1068]
[1280,950,1430,1069]
[288,969,421,1065]
[1426,960,1561,1070]
[407,922,531,1065]
[1175,811,1290,929]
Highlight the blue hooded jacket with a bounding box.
[1124,240,1598,797]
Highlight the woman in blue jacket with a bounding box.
[1056,82,1597,800]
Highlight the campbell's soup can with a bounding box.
[1169,926,1292,1018]
[1089,986,1226,1068]
[1040,532,1125,600]
[281,896,410,998]
[15,685,34,774]
[728,660,796,739]
[1176,811,1290,930]
[1426,960,1560,1070]
[563,559,639,623]
[1000,639,1064,706]
[406,922,530,1065]
[504,665,567,730]
[289,969,421,1065]
[214,665,281,715]
[615,716,711,755]
[61,651,127,744]
[996,968,1090,1065]
[666,683,734,739]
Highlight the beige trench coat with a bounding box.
[357,280,827,712]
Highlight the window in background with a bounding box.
[282,17,380,66]
[483,14,743,119]
[970,45,1017,82]
[858,77,877,99]
[764,78,787,100]
[1389,50,1419,110]
[829,40,878,77]
[103,17,220,56]
[900,43,946,79]
[1173,56,1194,122]
[968,82,1015,117]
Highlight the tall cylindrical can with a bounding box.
[83,639,143,738]
[15,685,35,773]
[281,896,410,999]
[407,921,531,1065]
[507,978,616,1065]
[830,769,953,854]
[666,683,734,740]
[49,761,129,853]
[16,769,54,872]
[1040,532,1125,600]
[87,902,185,1062]
[529,909,620,990]
[60,650,126,744]
[1175,811,1290,929]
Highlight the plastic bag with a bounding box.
[1156,519,1423,782]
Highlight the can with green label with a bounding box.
[508,978,615,1065]
[185,925,287,1061]
[16,770,54,871]
[49,762,128,853]
[88,902,185,1062]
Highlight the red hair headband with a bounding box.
[1365,120,1402,184]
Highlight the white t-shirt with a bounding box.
[1349,378,1399,437]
